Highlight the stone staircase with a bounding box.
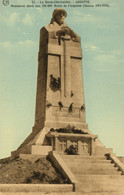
[60,154,124,194]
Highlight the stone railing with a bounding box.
[49,151,78,191]
[105,153,124,175]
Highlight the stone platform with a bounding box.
[0,152,124,195]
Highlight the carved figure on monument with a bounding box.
[45,8,80,42]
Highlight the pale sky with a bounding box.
[0,0,124,158]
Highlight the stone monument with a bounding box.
[6,9,124,194]
[11,8,107,157]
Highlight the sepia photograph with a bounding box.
[0,0,124,194]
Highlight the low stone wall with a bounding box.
[106,153,124,174]
[49,151,78,191]
[0,184,73,193]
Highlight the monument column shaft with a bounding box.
[34,27,87,130]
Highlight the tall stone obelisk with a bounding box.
[12,8,96,157]
[34,8,87,132]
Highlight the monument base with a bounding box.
[11,120,90,157]
[11,120,111,158]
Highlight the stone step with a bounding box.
[75,174,124,179]
[75,175,124,186]
[0,192,124,195]
[70,165,121,175]
[77,180,124,188]
[76,183,124,193]
[65,161,115,169]
[64,158,112,164]
[61,155,106,160]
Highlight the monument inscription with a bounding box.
[51,106,80,118]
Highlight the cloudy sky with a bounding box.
[0,0,124,158]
